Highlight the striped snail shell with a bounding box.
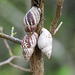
[38,28,52,59]
[21,32,38,62]
[24,6,41,32]
[22,48,34,62]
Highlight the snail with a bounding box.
[21,32,38,62]
[38,28,52,59]
[23,6,41,32]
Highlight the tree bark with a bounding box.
[30,0,44,75]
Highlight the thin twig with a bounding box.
[0,33,22,45]
[50,0,64,36]
[0,56,21,66]
[54,22,63,35]
[3,39,13,56]
[11,27,14,37]
[0,27,30,72]
[9,63,30,72]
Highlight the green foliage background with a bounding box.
[0,0,75,75]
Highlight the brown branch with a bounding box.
[30,0,44,75]
[50,0,64,36]
[0,0,64,74]
[9,63,30,72]
[0,33,22,45]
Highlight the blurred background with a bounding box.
[0,0,75,75]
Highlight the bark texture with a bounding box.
[30,0,44,75]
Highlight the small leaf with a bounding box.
[11,34,13,37]
[14,32,17,35]
[13,32,17,36]
[0,33,2,35]
[12,26,14,30]
[10,53,13,56]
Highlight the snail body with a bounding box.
[38,28,52,59]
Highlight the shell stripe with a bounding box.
[23,6,41,32]
[27,11,35,25]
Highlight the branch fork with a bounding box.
[0,26,30,72]
[0,0,64,74]
[50,0,64,36]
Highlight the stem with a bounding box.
[50,0,64,36]
[30,46,44,75]
[54,21,63,35]
[9,63,30,72]
[30,0,44,75]
[3,39,13,56]
[0,33,22,45]
[0,56,20,66]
